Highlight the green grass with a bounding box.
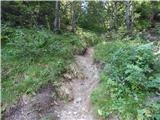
[1,25,101,111]
[1,27,78,107]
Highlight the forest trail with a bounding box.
[3,48,100,120]
[54,48,100,120]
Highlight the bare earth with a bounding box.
[54,48,100,120]
[3,48,100,120]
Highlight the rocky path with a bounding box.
[54,48,99,120]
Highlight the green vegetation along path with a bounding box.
[3,48,100,120]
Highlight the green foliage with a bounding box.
[2,1,160,33]
[1,1,55,29]
[1,0,160,118]
[155,55,160,72]
[92,78,147,120]
[136,20,151,30]
[94,41,126,63]
[92,40,160,119]
[2,27,85,61]
[78,1,106,32]
[1,23,100,110]
[1,23,15,46]
[154,23,160,35]
[76,28,101,47]
[1,25,85,108]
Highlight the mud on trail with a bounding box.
[3,48,100,120]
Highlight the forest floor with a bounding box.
[4,48,100,120]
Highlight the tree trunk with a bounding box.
[54,0,60,32]
[113,1,117,30]
[71,1,76,32]
[126,0,130,33]
[131,1,134,32]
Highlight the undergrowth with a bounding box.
[76,27,102,47]
[92,39,160,120]
[0,24,111,111]
[1,24,100,110]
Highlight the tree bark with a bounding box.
[131,1,134,32]
[54,0,60,32]
[113,1,117,30]
[71,1,76,32]
[126,0,130,33]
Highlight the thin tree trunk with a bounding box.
[126,0,130,33]
[113,1,117,30]
[131,1,134,32]
[54,0,60,31]
[71,1,76,32]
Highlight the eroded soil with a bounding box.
[3,48,100,120]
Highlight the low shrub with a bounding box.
[3,28,85,62]
[92,40,160,120]
[76,27,101,47]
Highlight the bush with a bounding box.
[155,23,160,35]
[76,27,101,47]
[94,41,127,63]
[92,41,160,119]
[1,23,15,46]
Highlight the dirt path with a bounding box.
[3,48,99,120]
[54,48,99,120]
